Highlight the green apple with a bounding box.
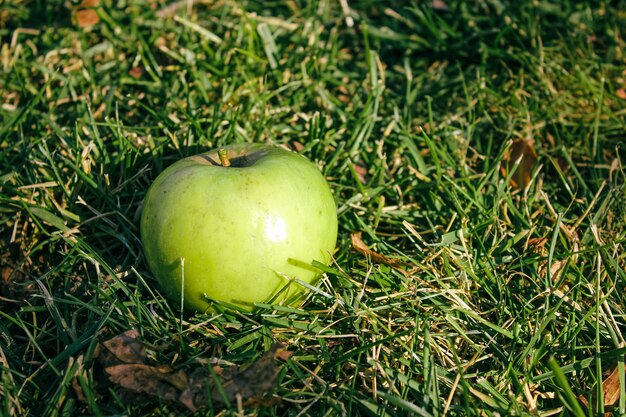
[140,143,338,312]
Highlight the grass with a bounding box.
[1,0,626,415]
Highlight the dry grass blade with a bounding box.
[70,355,89,404]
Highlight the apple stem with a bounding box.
[218,149,231,167]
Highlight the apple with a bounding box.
[140,143,338,312]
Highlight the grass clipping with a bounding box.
[90,329,289,411]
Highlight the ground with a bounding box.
[1,0,626,416]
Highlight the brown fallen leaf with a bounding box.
[501,138,538,189]
[602,366,622,409]
[95,328,147,367]
[74,9,99,27]
[71,0,101,27]
[353,163,368,184]
[105,364,188,403]
[79,0,101,6]
[1,264,27,300]
[288,141,304,152]
[526,237,548,255]
[0,234,38,302]
[180,343,290,411]
[351,232,406,269]
[129,67,144,79]
[548,260,566,285]
[95,330,289,412]
[430,0,450,11]
[579,365,623,416]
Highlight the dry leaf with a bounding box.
[74,9,99,27]
[617,88,626,100]
[580,365,622,416]
[289,141,304,152]
[353,163,368,184]
[79,0,101,6]
[351,232,405,268]
[1,265,26,298]
[0,226,39,301]
[71,0,101,27]
[501,138,537,189]
[180,343,289,411]
[95,331,289,412]
[97,329,147,366]
[274,346,294,361]
[526,237,548,255]
[129,67,144,79]
[430,0,450,10]
[549,260,566,284]
[105,364,188,403]
[601,366,621,408]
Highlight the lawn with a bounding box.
[1,0,626,415]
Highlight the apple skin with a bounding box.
[140,143,338,312]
